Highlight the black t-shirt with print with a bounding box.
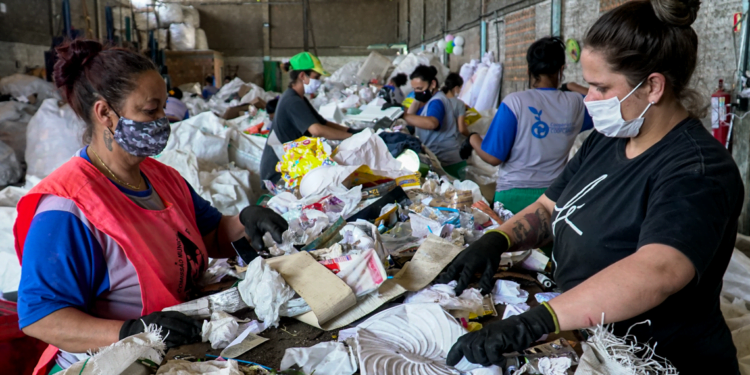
[545,118,743,374]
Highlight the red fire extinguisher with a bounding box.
[711,79,732,145]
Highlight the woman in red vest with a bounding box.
[14,39,288,374]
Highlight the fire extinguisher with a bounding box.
[711,79,732,146]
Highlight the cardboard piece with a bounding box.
[285,235,463,331]
[266,252,357,326]
[221,104,250,120]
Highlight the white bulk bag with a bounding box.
[156,2,183,27]
[181,5,200,28]
[163,112,232,166]
[0,140,22,187]
[228,131,266,195]
[138,29,168,50]
[25,99,86,179]
[169,23,195,51]
[473,63,503,112]
[0,74,61,103]
[134,11,157,31]
[195,28,208,50]
[468,63,489,108]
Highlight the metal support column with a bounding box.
[302,0,309,52]
[551,0,562,37]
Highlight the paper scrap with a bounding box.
[280,341,357,375]
[220,321,269,359]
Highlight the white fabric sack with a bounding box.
[156,360,242,375]
[198,168,253,216]
[157,2,184,27]
[473,63,503,112]
[169,23,196,51]
[228,131,266,195]
[0,140,22,187]
[280,341,357,375]
[468,64,490,108]
[328,60,365,87]
[356,51,392,83]
[0,101,32,164]
[134,11,158,31]
[195,28,208,50]
[164,112,232,166]
[181,5,200,28]
[138,29,168,50]
[0,74,61,103]
[0,185,29,293]
[237,257,296,328]
[25,99,85,179]
[59,328,165,375]
[459,60,478,90]
[183,95,210,116]
[110,7,132,31]
[152,149,201,191]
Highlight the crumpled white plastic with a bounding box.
[405,281,484,317]
[492,280,529,305]
[502,303,530,320]
[201,311,246,349]
[332,128,409,178]
[280,341,357,375]
[0,74,61,103]
[164,112,233,166]
[156,359,242,375]
[237,257,296,327]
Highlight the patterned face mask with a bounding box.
[109,106,171,157]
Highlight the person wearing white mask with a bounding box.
[260,52,353,184]
[438,0,742,373]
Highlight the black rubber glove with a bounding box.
[446,305,556,367]
[347,127,364,134]
[239,205,289,251]
[460,132,478,160]
[120,311,202,348]
[436,231,509,295]
[381,102,404,111]
[560,83,570,92]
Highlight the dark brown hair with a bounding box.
[282,61,313,88]
[410,65,439,88]
[53,39,157,143]
[441,72,464,94]
[584,0,704,117]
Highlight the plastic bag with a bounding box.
[357,51,393,83]
[328,60,365,87]
[201,311,245,350]
[25,99,86,178]
[237,257,295,327]
[199,168,253,216]
[195,28,208,50]
[181,5,200,27]
[405,281,484,317]
[157,2,184,26]
[169,23,196,51]
[277,136,336,188]
[156,360,242,375]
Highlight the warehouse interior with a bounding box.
[4,0,750,374]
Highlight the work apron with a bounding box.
[14,157,208,375]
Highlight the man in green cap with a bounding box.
[260,52,355,185]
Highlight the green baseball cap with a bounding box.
[290,52,330,77]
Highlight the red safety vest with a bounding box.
[14,156,208,375]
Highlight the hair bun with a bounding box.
[651,0,700,27]
[53,39,103,91]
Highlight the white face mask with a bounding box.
[304,77,321,95]
[584,80,654,138]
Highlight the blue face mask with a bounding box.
[110,106,171,157]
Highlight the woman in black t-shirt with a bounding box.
[438,0,742,373]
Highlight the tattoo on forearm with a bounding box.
[509,208,552,251]
[103,130,114,151]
